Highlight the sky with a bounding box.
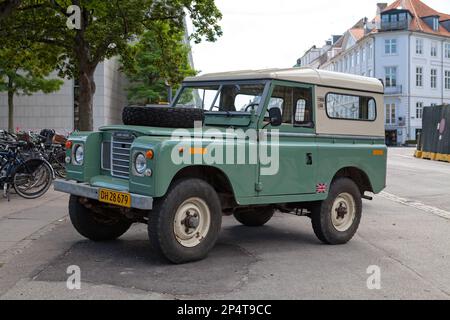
[188,0,450,75]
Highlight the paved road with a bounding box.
[0,148,449,300]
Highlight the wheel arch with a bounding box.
[331,166,373,194]
[167,165,237,206]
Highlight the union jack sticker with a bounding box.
[316,183,327,193]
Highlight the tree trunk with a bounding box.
[0,0,21,20]
[7,76,14,133]
[77,66,96,131]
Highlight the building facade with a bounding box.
[0,58,128,134]
[296,0,450,145]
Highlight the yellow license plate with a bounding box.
[98,189,131,208]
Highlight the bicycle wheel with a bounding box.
[13,159,53,199]
[52,150,67,179]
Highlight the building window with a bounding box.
[416,102,424,119]
[362,47,366,62]
[431,69,437,89]
[433,17,439,31]
[368,69,373,78]
[446,43,450,59]
[431,42,438,57]
[416,67,423,87]
[399,13,407,22]
[356,51,360,65]
[445,71,450,90]
[385,67,397,87]
[416,39,423,55]
[385,104,396,125]
[368,43,373,59]
[385,39,397,54]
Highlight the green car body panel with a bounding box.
[63,69,387,210]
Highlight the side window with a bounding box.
[295,99,307,122]
[293,87,313,126]
[326,93,376,121]
[269,86,293,124]
[267,86,313,126]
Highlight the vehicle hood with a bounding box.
[99,125,247,139]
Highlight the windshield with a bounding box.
[172,82,267,114]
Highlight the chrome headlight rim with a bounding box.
[134,152,147,175]
[73,144,84,165]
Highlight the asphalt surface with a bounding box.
[0,147,449,300]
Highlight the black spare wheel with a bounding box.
[122,105,204,128]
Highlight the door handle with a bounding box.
[306,153,313,165]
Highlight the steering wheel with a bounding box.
[244,103,260,112]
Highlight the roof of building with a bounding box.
[308,0,449,69]
[382,0,450,36]
[349,28,366,42]
[184,68,384,93]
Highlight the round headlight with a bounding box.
[74,145,84,164]
[134,153,147,175]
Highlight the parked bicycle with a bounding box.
[0,141,54,201]
[33,130,67,179]
[3,129,68,179]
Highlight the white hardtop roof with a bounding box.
[184,68,384,94]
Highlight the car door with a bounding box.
[257,81,317,196]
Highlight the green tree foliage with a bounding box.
[0,0,222,130]
[0,43,64,131]
[123,22,196,105]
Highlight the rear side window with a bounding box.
[326,93,376,121]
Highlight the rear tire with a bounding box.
[69,196,132,241]
[233,207,274,227]
[311,178,362,245]
[148,179,222,264]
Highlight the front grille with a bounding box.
[111,132,135,179]
[101,141,111,170]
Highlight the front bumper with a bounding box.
[54,179,153,210]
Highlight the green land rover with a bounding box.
[55,68,387,264]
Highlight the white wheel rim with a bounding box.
[173,197,211,248]
[331,192,356,232]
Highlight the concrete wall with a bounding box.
[0,73,74,134]
[0,58,128,134]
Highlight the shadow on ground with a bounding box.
[34,239,255,296]
[33,217,321,296]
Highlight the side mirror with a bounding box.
[268,108,282,127]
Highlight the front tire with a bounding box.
[148,179,222,264]
[311,178,362,245]
[69,196,132,241]
[234,207,274,227]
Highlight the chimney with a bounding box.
[377,3,388,15]
[363,17,372,34]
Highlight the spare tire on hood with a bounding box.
[122,105,205,128]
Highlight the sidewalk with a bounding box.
[0,188,68,264]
